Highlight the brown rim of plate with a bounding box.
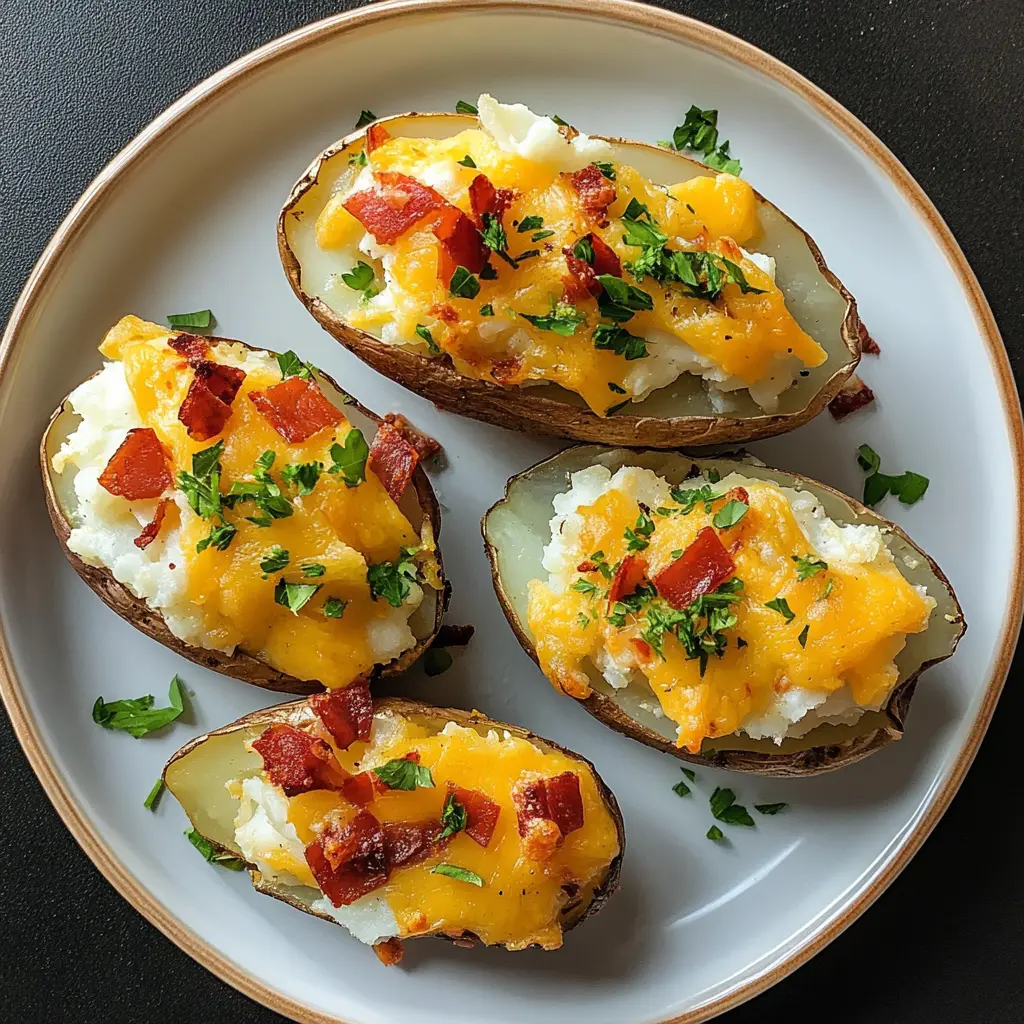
[0,2,1019,1022]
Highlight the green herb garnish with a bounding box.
[143,779,165,810]
[457,154,477,168]
[671,105,742,175]
[92,676,185,738]
[710,786,755,826]
[276,350,314,380]
[755,803,788,815]
[185,829,246,870]
[178,441,225,519]
[195,517,236,554]
[596,274,654,322]
[792,555,828,581]
[706,825,725,842]
[424,648,454,677]
[798,624,809,648]
[438,791,467,839]
[479,304,494,317]
[764,597,795,621]
[415,324,440,354]
[280,461,322,496]
[449,266,481,299]
[857,445,930,507]
[624,510,655,551]
[167,309,213,329]
[592,161,616,180]
[373,758,434,790]
[431,863,484,886]
[367,547,419,607]
[329,429,369,487]
[712,499,748,529]
[518,215,544,232]
[355,110,377,129]
[274,580,322,615]
[593,323,648,360]
[519,305,585,336]
[302,563,326,578]
[323,597,348,619]
[455,100,478,115]
[341,261,378,299]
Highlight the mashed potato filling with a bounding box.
[314,94,824,416]
[527,465,935,751]
[229,711,620,949]
[52,316,429,688]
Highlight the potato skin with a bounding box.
[278,115,862,449]
[482,448,966,776]
[164,696,625,948]
[40,339,448,695]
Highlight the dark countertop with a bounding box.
[1,1,1021,1021]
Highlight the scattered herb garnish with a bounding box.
[571,236,594,263]
[624,510,656,551]
[597,274,654,322]
[670,105,742,175]
[323,597,348,619]
[144,779,165,810]
[438,792,468,839]
[280,461,322,496]
[455,100,478,115]
[167,309,213,329]
[608,381,627,394]
[531,229,555,242]
[341,261,379,299]
[764,597,795,621]
[367,547,420,607]
[672,768,692,797]
[479,263,498,280]
[195,517,236,554]
[519,305,585,336]
[329,429,369,487]
[374,758,434,790]
[302,563,326,578]
[92,676,186,738]
[681,767,696,781]
[260,546,290,574]
[431,863,484,886]
[449,265,481,299]
[709,786,755,827]
[518,215,544,232]
[755,803,788,815]
[227,453,294,520]
[276,350,315,380]
[856,444,929,507]
[592,160,616,180]
[670,484,719,515]
[457,154,477,168]
[798,624,810,648]
[185,829,246,870]
[792,554,828,581]
[274,579,322,615]
[415,324,440,354]
[712,499,748,529]
[424,648,454,677]
[355,110,377,129]
[706,825,725,842]
[479,304,494,317]
[571,579,599,596]
[178,441,226,519]
[593,323,648,360]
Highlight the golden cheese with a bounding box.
[527,478,933,752]
[282,715,620,949]
[99,315,425,688]
[317,129,825,415]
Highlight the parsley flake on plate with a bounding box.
[185,829,246,869]
[167,309,213,329]
[92,675,186,738]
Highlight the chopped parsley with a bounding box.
[712,499,748,529]
[374,758,434,790]
[792,554,828,581]
[341,261,379,299]
[185,829,246,870]
[856,444,930,507]
[709,786,755,827]
[323,597,348,619]
[438,791,467,839]
[669,484,719,514]
[571,236,594,263]
[449,265,481,299]
[329,429,369,487]
[479,213,511,261]
[590,551,614,580]
[681,767,697,781]
[672,768,692,797]
[571,579,599,596]
[431,863,484,886]
[302,562,326,578]
[195,517,236,553]
[367,547,419,607]
[755,802,788,815]
[706,825,725,842]
[519,304,585,336]
[798,624,810,648]
[670,105,742,175]
[531,229,555,242]
[479,263,498,280]
[457,154,477,168]
[593,323,648,360]
[167,309,213,329]
[276,350,315,380]
[517,215,544,232]
[479,304,494,317]
[274,579,322,615]
[349,150,368,168]
[280,461,322,496]
[178,441,226,519]
[227,454,294,520]
[455,100,478,115]
[424,647,454,677]
[624,510,655,551]
[260,547,290,574]
[596,274,654,322]
[143,778,165,810]
[592,160,616,180]
[764,597,795,621]
[608,381,627,394]
[415,324,440,354]
[92,675,185,738]
[354,109,376,129]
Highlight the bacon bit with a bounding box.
[249,376,343,443]
[588,234,622,277]
[178,361,246,442]
[858,320,881,355]
[252,724,351,796]
[608,554,647,607]
[562,248,599,303]
[718,236,744,263]
[468,173,516,227]
[631,637,653,661]
[365,123,391,154]
[576,559,598,573]
[98,428,172,500]
[490,356,524,384]
[384,820,450,868]
[402,750,421,764]
[194,361,245,405]
[342,770,378,806]
[306,810,389,907]
[427,303,459,324]
[368,419,420,504]
[568,165,616,226]
[448,784,500,847]
[653,527,735,610]
[382,412,442,460]
[343,171,448,246]
[433,623,475,647]
[133,498,173,550]
[167,333,209,363]
[433,206,490,282]
[512,771,584,852]
[309,677,373,750]
[372,937,404,966]
[723,486,749,509]
[521,818,562,862]
[828,374,876,421]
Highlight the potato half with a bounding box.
[163,695,624,951]
[41,339,448,694]
[279,113,860,448]
[482,447,965,775]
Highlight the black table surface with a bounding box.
[2,1,1022,1021]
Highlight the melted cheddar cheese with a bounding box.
[526,467,934,752]
[98,316,435,688]
[245,713,620,949]
[315,105,825,417]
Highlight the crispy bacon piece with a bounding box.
[178,362,246,442]
[383,820,450,868]
[512,771,584,841]
[433,206,490,282]
[365,123,390,154]
[723,485,749,509]
[858,320,881,355]
[562,233,622,302]
[468,173,515,227]
[194,361,245,404]
[588,234,622,277]
[133,498,173,550]
[368,419,420,503]
[568,164,616,226]
[167,333,209,363]
[343,171,448,246]
[306,810,389,907]
[828,374,876,421]
[249,376,343,443]
[631,637,653,662]
[607,554,647,607]
[653,527,735,610]
[490,356,524,384]
[382,413,441,460]
[252,724,350,796]
[434,624,475,647]
[98,428,172,500]
[521,818,562,861]
[342,770,378,807]
[448,784,500,847]
[309,677,373,751]
[373,937,404,966]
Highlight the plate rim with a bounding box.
[0,1,1020,1021]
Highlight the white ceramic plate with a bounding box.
[1,2,1020,1022]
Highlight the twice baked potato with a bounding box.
[42,316,447,695]
[279,95,859,448]
[483,448,964,776]
[164,690,624,959]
